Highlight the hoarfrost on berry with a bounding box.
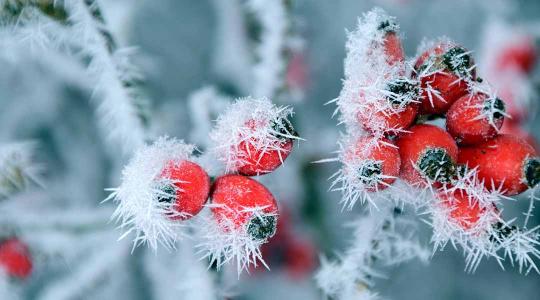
[106,137,197,250]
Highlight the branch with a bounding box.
[65,0,150,153]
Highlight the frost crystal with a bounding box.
[209,97,297,173]
[106,137,196,250]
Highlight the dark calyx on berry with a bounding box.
[418,148,456,182]
[247,214,277,242]
[270,117,297,142]
[524,158,540,188]
[442,46,473,77]
[358,161,382,187]
[483,97,505,119]
[157,184,176,204]
[377,19,398,33]
[386,78,420,107]
[490,222,518,243]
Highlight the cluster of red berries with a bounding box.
[157,112,296,243]
[347,17,539,230]
[0,238,32,280]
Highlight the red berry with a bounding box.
[458,135,540,195]
[378,19,405,65]
[344,137,400,191]
[438,190,490,230]
[284,239,316,280]
[159,160,210,220]
[237,139,294,176]
[496,37,537,74]
[396,124,458,184]
[414,42,476,114]
[237,118,295,176]
[357,78,420,133]
[0,238,32,279]
[211,175,278,241]
[383,32,404,65]
[286,52,308,91]
[446,93,505,145]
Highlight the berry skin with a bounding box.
[357,78,420,134]
[414,42,476,114]
[237,118,295,176]
[237,139,294,176]
[446,93,505,145]
[159,160,210,220]
[396,124,458,185]
[378,20,404,65]
[211,175,278,242]
[438,190,490,230]
[0,238,32,279]
[344,137,400,191]
[496,37,537,74]
[458,134,540,195]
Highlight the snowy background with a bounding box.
[1,0,540,299]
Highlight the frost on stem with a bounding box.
[244,0,289,99]
[39,239,130,300]
[209,97,298,174]
[196,206,277,274]
[0,142,40,199]
[64,0,150,153]
[327,134,397,210]
[1,1,150,153]
[144,241,218,300]
[316,208,428,300]
[336,7,417,135]
[105,137,196,250]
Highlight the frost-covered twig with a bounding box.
[38,236,130,300]
[145,240,218,300]
[316,207,428,300]
[212,0,299,100]
[65,0,149,153]
[1,0,150,153]
[244,0,290,99]
[0,206,112,232]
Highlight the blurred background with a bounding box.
[1,0,539,299]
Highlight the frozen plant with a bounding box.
[319,7,540,299]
